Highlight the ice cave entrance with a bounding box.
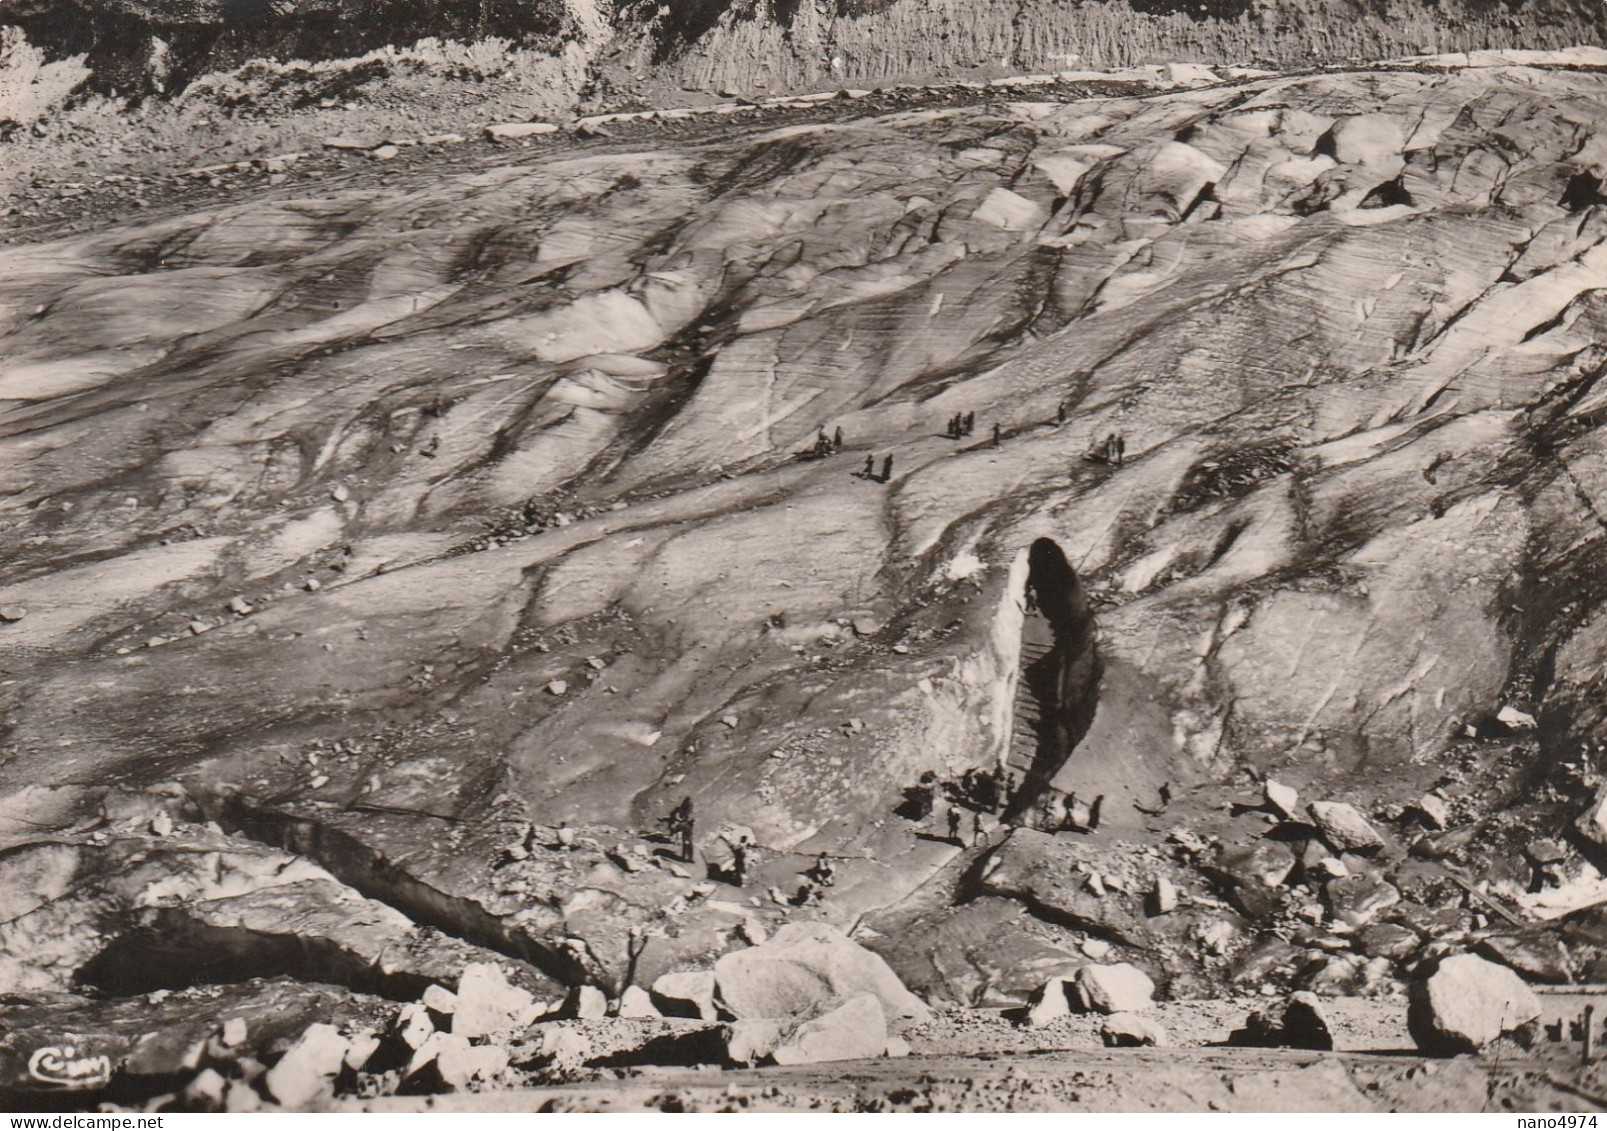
[1003,538,1103,820]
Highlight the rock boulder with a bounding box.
[617,985,661,1018]
[773,993,889,1065]
[1475,930,1574,985]
[1356,922,1420,962]
[651,969,718,1020]
[1024,976,1073,1028]
[453,963,538,1038]
[264,1023,350,1110]
[1283,991,1334,1050]
[1408,953,1541,1054]
[1229,991,1331,1050]
[1323,871,1401,928]
[560,984,607,1021]
[432,1034,511,1089]
[1100,1012,1167,1047]
[533,1025,592,1071]
[1074,963,1155,1014]
[713,922,928,1022]
[1308,802,1385,853]
[1265,780,1300,821]
[726,993,888,1066]
[725,1018,787,1066]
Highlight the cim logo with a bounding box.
[26,1045,112,1088]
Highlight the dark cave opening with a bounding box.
[1561,170,1606,213]
[74,911,436,1002]
[1360,177,1415,209]
[1002,538,1103,821]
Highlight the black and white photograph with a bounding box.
[3,0,1607,1115]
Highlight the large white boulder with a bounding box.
[1264,779,1300,820]
[434,1035,510,1089]
[1100,1012,1167,1047]
[1408,953,1541,1054]
[453,963,537,1038]
[1308,801,1384,853]
[773,993,889,1065]
[264,1023,349,1110]
[559,984,607,1021]
[617,985,661,1018]
[1074,963,1155,1014]
[651,969,718,1020]
[725,993,888,1066]
[713,921,929,1022]
[1024,976,1073,1028]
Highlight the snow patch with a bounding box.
[946,550,986,580]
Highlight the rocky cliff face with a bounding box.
[1,0,576,94]
[6,53,1607,1096]
[5,0,1607,99]
[613,0,1607,96]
